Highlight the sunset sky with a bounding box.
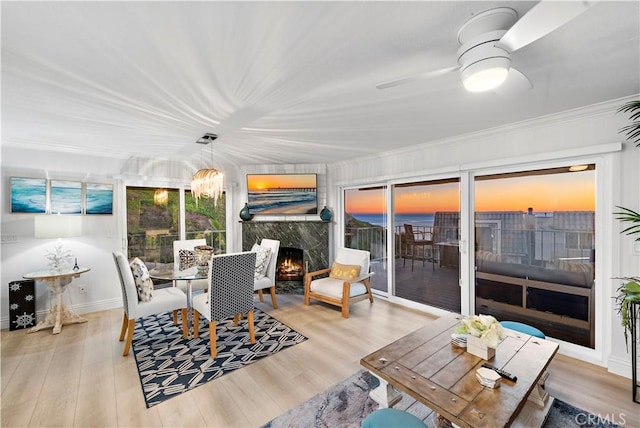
[345,170,595,214]
[247,174,316,191]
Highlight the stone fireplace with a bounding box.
[276,247,304,282]
[242,221,329,294]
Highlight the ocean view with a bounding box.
[350,213,435,228]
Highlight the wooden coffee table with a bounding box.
[360,313,559,428]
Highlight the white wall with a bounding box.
[327,96,640,377]
[2,96,638,377]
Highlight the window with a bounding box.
[474,165,596,348]
[126,187,226,262]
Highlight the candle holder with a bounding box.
[194,245,215,276]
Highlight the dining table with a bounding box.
[360,312,559,428]
[148,265,207,336]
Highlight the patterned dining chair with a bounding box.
[192,251,257,359]
[112,251,188,356]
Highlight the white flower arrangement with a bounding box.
[455,314,505,348]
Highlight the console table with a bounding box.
[25,267,90,334]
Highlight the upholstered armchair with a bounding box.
[304,248,374,318]
[112,252,187,356]
[192,251,257,359]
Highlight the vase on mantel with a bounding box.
[320,206,332,222]
[239,203,252,221]
[466,335,496,360]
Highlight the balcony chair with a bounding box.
[304,247,374,318]
[253,238,280,308]
[403,224,435,271]
[112,251,187,357]
[192,251,257,359]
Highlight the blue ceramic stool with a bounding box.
[362,408,427,428]
[500,321,545,338]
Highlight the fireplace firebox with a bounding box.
[276,247,304,281]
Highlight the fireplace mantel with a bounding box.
[242,221,330,294]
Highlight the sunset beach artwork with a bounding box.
[247,174,317,215]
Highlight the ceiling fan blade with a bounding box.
[493,68,532,99]
[496,0,598,53]
[376,66,459,90]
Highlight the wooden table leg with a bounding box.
[368,371,403,408]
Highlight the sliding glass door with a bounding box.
[344,186,388,293]
[393,179,460,312]
[474,165,596,348]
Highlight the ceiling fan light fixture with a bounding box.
[461,57,510,92]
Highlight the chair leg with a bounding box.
[123,318,135,356]
[304,275,311,306]
[172,310,178,325]
[119,312,128,341]
[209,321,217,359]
[248,310,256,344]
[181,309,188,338]
[269,286,278,309]
[194,309,200,337]
[257,289,264,302]
[233,314,240,326]
[342,282,350,318]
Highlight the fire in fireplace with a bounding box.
[276,247,304,281]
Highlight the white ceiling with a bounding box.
[2,1,639,172]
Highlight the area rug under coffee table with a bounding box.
[264,370,619,428]
[132,309,307,408]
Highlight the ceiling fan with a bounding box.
[376,1,598,95]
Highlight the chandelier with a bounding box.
[191,133,224,206]
[153,188,168,206]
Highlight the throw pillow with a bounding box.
[251,243,272,280]
[129,257,153,302]
[178,249,196,270]
[329,262,361,281]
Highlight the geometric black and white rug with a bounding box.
[264,370,620,428]
[132,308,307,408]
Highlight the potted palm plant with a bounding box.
[615,100,640,349]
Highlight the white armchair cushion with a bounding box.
[310,277,367,299]
[335,248,370,276]
[129,258,153,302]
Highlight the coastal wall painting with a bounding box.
[247,174,317,215]
[50,180,82,214]
[10,177,47,213]
[85,182,113,215]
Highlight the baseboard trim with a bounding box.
[1,298,122,331]
[607,354,633,379]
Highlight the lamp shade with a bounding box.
[34,215,82,238]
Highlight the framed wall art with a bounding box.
[10,177,46,213]
[50,180,82,214]
[85,182,113,214]
[246,173,317,215]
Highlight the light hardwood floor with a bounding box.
[1,295,638,427]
